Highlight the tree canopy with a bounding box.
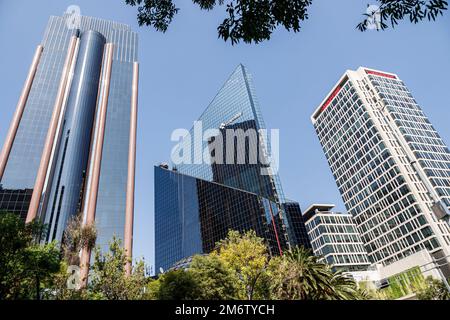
[149,230,367,300]
[1,212,446,300]
[125,0,448,44]
[0,212,60,300]
[188,254,241,300]
[268,246,366,300]
[357,0,448,31]
[212,230,270,299]
[416,276,450,300]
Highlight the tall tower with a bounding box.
[173,65,294,245]
[155,65,309,270]
[311,67,450,270]
[0,15,138,272]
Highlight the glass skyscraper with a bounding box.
[155,65,309,270]
[283,201,312,250]
[311,67,450,270]
[155,165,286,271]
[173,65,285,200]
[0,15,138,271]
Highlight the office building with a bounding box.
[155,65,308,270]
[155,165,286,271]
[311,67,450,272]
[303,204,447,290]
[283,201,312,250]
[0,15,138,272]
[303,204,371,272]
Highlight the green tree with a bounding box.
[214,230,270,299]
[125,0,447,44]
[22,241,61,300]
[152,231,270,300]
[416,276,450,300]
[189,254,240,299]
[88,237,149,300]
[145,277,161,300]
[358,0,448,32]
[125,0,312,44]
[156,269,200,300]
[269,246,364,300]
[43,261,88,300]
[44,213,98,300]
[0,212,60,300]
[326,270,368,300]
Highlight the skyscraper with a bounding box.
[155,65,309,270]
[0,15,138,273]
[155,165,286,271]
[311,67,450,271]
[283,201,312,250]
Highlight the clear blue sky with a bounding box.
[1,1,449,269]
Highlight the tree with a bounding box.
[416,276,450,300]
[22,241,61,300]
[88,237,149,300]
[188,254,240,299]
[325,270,368,300]
[61,212,97,266]
[145,277,162,300]
[156,269,200,300]
[269,246,364,300]
[152,230,270,300]
[154,254,240,300]
[125,0,312,44]
[269,246,333,300]
[0,212,60,300]
[43,261,88,300]
[357,0,448,32]
[214,230,270,299]
[43,213,98,300]
[125,0,447,44]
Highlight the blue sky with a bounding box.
[1,1,449,269]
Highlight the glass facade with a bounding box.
[0,15,138,253]
[156,65,309,270]
[43,30,106,243]
[174,65,284,199]
[88,18,137,253]
[172,65,304,247]
[155,165,284,271]
[283,201,312,249]
[311,67,450,267]
[1,16,73,219]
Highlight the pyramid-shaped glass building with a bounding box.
[155,65,310,271]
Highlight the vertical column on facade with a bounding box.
[79,43,114,287]
[124,62,139,276]
[26,36,78,223]
[0,45,44,181]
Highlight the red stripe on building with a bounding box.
[313,76,348,120]
[267,202,283,256]
[320,85,341,113]
[365,70,397,79]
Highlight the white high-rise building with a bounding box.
[311,67,450,271]
[303,204,371,273]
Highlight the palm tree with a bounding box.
[61,212,97,266]
[270,246,365,300]
[325,270,367,300]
